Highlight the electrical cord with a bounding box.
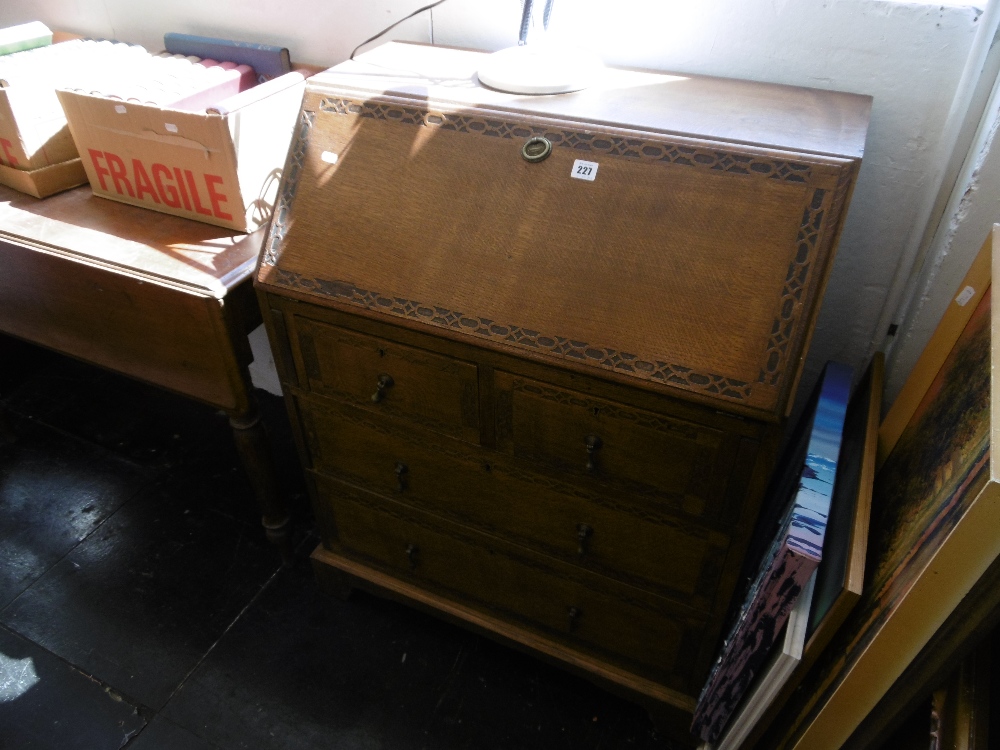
[349,0,451,60]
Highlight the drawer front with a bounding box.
[312,473,708,691]
[293,316,480,443]
[495,372,742,521]
[298,396,731,609]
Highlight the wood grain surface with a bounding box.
[0,184,263,410]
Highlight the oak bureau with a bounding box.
[254,42,871,740]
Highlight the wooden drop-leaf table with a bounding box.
[0,183,289,551]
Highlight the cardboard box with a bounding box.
[57,71,306,231]
[0,157,86,198]
[0,37,116,197]
[0,61,80,173]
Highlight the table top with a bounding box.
[0,184,264,299]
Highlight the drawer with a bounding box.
[311,473,709,690]
[298,395,731,609]
[495,372,742,520]
[292,316,480,443]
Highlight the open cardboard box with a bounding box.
[0,76,79,171]
[0,31,89,197]
[57,71,306,231]
[0,157,86,199]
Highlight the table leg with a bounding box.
[0,408,15,450]
[229,400,292,562]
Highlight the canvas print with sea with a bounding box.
[692,361,852,743]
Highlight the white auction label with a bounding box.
[955,285,976,306]
[571,159,599,181]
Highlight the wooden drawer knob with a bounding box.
[585,434,603,472]
[567,606,581,633]
[576,523,593,556]
[371,373,394,403]
[394,461,409,492]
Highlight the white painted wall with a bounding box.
[0,0,986,408]
[883,15,1000,400]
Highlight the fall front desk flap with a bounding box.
[256,42,871,421]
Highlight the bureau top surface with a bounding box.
[309,42,871,159]
[0,184,263,298]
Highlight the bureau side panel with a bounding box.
[0,239,249,411]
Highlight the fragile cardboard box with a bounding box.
[57,71,306,231]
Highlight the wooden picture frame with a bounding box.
[692,362,854,743]
[929,644,992,750]
[878,231,991,469]
[705,572,818,750]
[763,227,1000,750]
[703,355,883,750]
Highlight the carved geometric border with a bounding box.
[318,97,814,183]
[273,268,754,403]
[758,187,827,386]
[263,109,315,267]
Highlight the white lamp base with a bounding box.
[477,44,603,95]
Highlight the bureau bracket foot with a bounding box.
[229,405,292,564]
[311,557,356,601]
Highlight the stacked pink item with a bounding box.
[90,51,257,111]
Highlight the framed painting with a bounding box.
[692,361,853,744]
[762,227,1000,750]
[878,231,991,469]
[929,645,991,750]
[703,571,818,750]
[701,355,882,750]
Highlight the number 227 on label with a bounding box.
[571,159,599,181]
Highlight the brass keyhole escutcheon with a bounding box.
[406,543,419,569]
[521,136,552,163]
